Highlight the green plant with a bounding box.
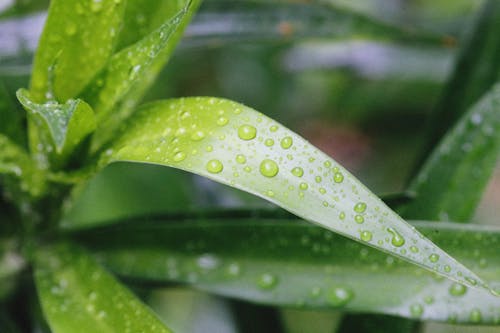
[0,0,499,332]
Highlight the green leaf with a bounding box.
[0,133,45,197]
[74,215,500,324]
[0,80,25,146]
[16,88,96,169]
[29,0,125,103]
[89,0,201,151]
[415,0,500,168]
[81,8,187,122]
[185,2,445,47]
[400,82,500,222]
[101,97,490,291]
[34,243,173,333]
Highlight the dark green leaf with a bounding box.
[0,80,25,146]
[101,97,489,291]
[400,82,500,222]
[16,89,96,169]
[29,0,125,103]
[75,216,500,324]
[34,243,173,333]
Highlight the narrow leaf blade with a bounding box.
[103,97,490,291]
[401,82,500,221]
[74,216,500,324]
[34,243,173,333]
[29,0,125,102]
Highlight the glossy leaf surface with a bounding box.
[34,243,172,333]
[401,82,500,222]
[29,0,125,102]
[74,215,500,324]
[17,89,95,169]
[103,97,489,290]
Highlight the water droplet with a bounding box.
[270,125,278,132]
[326,287,353,307]
[173,151,186,162]
[315,176,322,183]
[206,159,223,174]
[90,0,103,12]
[217,116,229,126]
[410,303,423,318]
[310,287,322,298]
[319,188,326,194]
[236,154,246,164]
[190,130,205,141]
[469,308,482,323]
[259,159,279,177]
[354,202,367,213]
[238,124,257,140]
[410,246,419,253]
[265,138,275,147]
[226,263,241,277]
[360,230,372,242]
[299,182,308,190]
[444,265,451,272]
[333,172,344,183]
[280,136,293,149]
[244,166,252,173]
[339,212,346,220]
[354,215,364,224]
[449,283,467,296]
[387,228,405,247]
[429,254,439,263]
[257,273,278,290]
[197,254,220,270]
[424,296,435,304]
[291,167,304,177]
[324,161,332,168]
[205,145,213,152]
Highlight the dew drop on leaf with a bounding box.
[333,172,344,183]
[259,159,279,177]
[469,308,482,323]
[257,273,278,290]
[206,159,223,174]
[326,287,353,307]
[410,303,424,318]
[387,227,405,247]
[299,182,308,190]
[172,151,186,162]
[280,136,293,149]
[429,253,440,263]
[360,230,372,242]
[291,167,304,177]
[265,138,275,147]
[238,124,257,140]
[354,202,367,213]
[449,283,467,296]
[217,116,229,126]
[355,215,364,224]
[236,154,246,164]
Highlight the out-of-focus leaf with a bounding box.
[0,133,45,197]
[0,0,48,19]
[0,80,24,146]
[183,2,444,49]
[16,89,95,169]
[101,97,488,290]
[90,0,201,151]
[0,240,25,300]
[400,83,500,222]
[416,0,500,166]
[74,215,500,324]
[34,243,173,333]
[29,0,125,103]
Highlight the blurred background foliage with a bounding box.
[0,0,498,332]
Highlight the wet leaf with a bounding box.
[16,89,96,169]
[29,0,125,103]
[101,97,490,291]
[90,0,201,151]
[74,215,500,324]
[400,82,500,222]
[34,243,173,333]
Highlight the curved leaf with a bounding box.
[101,97,490,291]
[74,215,500,324]
[401,82,500,221]
[34,243,173,333]
[29,0,125,103]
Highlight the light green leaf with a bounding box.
[90,0,201,151]
[16,88,96,169]
[81,8,187,121]
[74,215,500,324]
[102,97,491,291]
[29,0,125,103]
[400,82,500,222]
[34,243,173,333]
[185,2,444,47]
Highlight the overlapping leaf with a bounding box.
[74,214,500,324]
[34,243,173,333]
[100,97,489,290]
